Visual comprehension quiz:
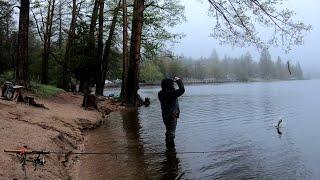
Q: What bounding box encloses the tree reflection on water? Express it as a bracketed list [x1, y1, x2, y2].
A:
[121, 108, 181, 179]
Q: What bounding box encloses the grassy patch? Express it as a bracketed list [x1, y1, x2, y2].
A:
[31, 83, 64, 98]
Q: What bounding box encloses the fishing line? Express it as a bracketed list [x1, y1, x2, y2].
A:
[46, 149, 245, 155]
[4, 149, 245, 156]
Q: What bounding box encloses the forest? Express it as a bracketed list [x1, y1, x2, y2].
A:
[140, 49, 304, 83]
[0, 0, 311, 106]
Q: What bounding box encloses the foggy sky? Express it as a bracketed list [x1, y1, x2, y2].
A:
[171, 0, 320, 74]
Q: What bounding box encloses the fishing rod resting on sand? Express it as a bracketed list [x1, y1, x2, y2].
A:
[4, 148, 244, 156]
[4, 147, 244, 179]
[4, 147, 48, 179]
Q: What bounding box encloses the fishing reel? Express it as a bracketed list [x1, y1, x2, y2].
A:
[32, 154, 46, 171]
[22, 153, 46, 171]
[16, 150, 46, 171]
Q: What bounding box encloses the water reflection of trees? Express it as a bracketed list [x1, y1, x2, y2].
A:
[160, 148, 181, 179]
[121, 109, 148, 178]
[121, 109, 181, 179]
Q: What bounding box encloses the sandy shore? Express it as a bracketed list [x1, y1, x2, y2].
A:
[0, 91, 121, 179]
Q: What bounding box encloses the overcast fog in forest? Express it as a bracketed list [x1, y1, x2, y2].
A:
[171, 0, 320, 77]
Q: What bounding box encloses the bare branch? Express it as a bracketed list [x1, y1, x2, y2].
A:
[31, 8, 44, 42]
[49, 51, 64, 66]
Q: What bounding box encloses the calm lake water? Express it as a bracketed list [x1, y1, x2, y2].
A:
[90, 80, 320, 179]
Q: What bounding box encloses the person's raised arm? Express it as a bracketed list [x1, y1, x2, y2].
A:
[173, 77, 185, 97]
[160, 77, 185, 100]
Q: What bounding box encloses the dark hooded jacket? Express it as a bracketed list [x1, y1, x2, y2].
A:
[158, 79, 185, 121]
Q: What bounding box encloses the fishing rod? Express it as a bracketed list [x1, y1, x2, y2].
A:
[4, 148, 245, 156]
[4, 147, 245, 169]
[4, 147, 49, 179]
[4, 147, 244, 179]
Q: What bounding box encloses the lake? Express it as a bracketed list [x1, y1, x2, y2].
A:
[83, 80, 320, 179]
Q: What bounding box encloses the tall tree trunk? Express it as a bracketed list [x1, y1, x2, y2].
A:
[120, 0, 129, 102]
[5, 17, 9, 41]
[16, 0, 30, 87]
[41, 44, 49, 84]
[62, 0, 77, 90]
[77, 0, 99, 92]
[95, 0, 104, 95]
[58, 0, 63, 49]
[96, 0, 121, 95]
[89, 0, 99, 37]
[124, 0, 145, 106]
[0, 31, 2, 54]
[41, 0, 55, 84]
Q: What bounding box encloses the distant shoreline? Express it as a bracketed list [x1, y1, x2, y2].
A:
[104, 78, 308, 88]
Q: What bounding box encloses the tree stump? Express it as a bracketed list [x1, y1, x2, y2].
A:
[71, 84, 76, 93]
[82, 93, 97, 110]
[23, 96, 47, 109]
[144, 97, 150, 107]
[136, 94, 151, 107]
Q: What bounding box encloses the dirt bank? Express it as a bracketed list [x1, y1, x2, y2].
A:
[0, 92, 121, 179]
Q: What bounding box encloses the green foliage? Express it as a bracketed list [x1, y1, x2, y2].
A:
[28, 38, 43, 82]
[0, 1, 16, 75]
[142, 0, 186, 59]
[155, 58, 184, 78]
[30, 82, 64, 98]
[107, 49, 123, 80]
[140, 61, 164, 82]
[65, 21, 99, 84]
[0, 70, 15, 84]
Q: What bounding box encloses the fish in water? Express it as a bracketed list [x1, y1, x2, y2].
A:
[276, 119, 282, 128]
[287, 61, 292, 75]
[273, 118, 284, 128]
[274, 119, 283, 135]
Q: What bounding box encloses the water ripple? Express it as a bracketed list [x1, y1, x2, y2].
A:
[101, 80, 320, 179]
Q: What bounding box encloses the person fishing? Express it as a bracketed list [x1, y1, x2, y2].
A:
[158, 77, 185, 149]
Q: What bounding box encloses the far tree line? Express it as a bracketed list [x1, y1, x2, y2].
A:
[140, 49, 304, 83]
[0, 0, 311, 106]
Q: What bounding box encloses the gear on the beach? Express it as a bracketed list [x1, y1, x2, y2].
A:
[4, 147, 48, 178]
[2, 82, 15, 100]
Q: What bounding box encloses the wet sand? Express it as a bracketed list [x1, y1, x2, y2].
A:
[0, 91, 121, 179]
